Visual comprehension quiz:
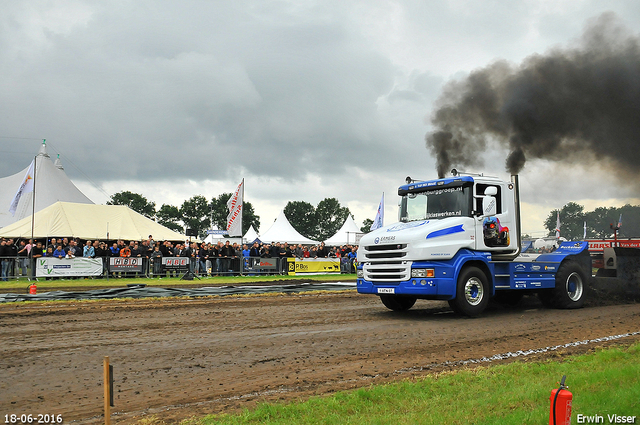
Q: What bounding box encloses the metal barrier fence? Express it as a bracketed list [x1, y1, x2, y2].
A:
[0, 256, 356, 280]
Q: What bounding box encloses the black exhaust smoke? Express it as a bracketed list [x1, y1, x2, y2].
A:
[426, 13, 640, 179]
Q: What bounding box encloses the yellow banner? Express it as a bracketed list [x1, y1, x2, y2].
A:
[287, 258, 341, 274]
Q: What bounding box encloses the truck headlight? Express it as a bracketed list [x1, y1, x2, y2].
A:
[411, 268, 435, 278]
[357, 269, 364, 278]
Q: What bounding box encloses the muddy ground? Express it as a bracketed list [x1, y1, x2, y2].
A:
[0, 291, 639, 424]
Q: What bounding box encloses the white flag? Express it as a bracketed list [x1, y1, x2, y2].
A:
[370, 193, 384, 231]
[226, 179, 243, 237]
[9, 160, 35, 216]
[583, 221, 587, 240]
[555, 211, 561, 239]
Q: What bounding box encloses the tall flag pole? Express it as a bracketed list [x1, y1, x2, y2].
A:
[370, 193, 384, 231]
[31, 153, 37, 243]
[227, 179, 244, 237]
[555, 211, 561, 240]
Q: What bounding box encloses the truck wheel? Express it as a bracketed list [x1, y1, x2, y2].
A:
[380, 295, 416, 311]
[551, 261, 586, 309]
[452, 266, 489, 317]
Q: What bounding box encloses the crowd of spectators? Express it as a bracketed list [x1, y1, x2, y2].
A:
[0, 235, 359, 279]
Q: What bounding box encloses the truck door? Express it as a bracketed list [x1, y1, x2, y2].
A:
[474, 183, 515, 252]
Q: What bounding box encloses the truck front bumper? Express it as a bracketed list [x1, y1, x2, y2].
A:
[356, 274, 456, 300]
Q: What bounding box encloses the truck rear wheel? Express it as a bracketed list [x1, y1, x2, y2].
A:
[452, 266, 489, 317]
[550, 260, 586, 309]
[380, 295, 416, 311]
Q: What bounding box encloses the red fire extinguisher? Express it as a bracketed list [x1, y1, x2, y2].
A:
[549, 375, 572, 425]
[29, 283, 37, 295]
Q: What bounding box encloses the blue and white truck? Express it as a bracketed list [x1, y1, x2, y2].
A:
[356, 171, 591, 317]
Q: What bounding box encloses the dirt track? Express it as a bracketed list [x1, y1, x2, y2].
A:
[1, 292, 639, 424]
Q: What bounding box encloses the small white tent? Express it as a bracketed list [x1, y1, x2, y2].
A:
[0, 141, 93, 228]
[243, 225, 260, 243]
[324, 215, 362, 246]
[260, 210, 318, 245]
[0, 201, 187, 241]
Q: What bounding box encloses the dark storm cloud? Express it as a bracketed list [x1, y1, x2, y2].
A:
[426, 12, 640, 180]
[0, 2, 400, 183]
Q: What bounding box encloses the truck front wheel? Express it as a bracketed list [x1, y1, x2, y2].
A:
[550, 260, 586, 309]
[380, 295, 416, 311]
[452, 267, 489, 317]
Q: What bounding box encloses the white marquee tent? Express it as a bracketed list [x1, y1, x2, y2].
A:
[259, 210, 318, 245]
[324, 215, 362, 246]
[0, 201, 187, 241]
[0, 141, 93, 228]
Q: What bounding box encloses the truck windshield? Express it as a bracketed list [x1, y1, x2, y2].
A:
[400, 185, 471, 222]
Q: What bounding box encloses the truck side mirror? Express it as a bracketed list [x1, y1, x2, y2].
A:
[482, 187, 497, 217]
[482, 196, 497, 217]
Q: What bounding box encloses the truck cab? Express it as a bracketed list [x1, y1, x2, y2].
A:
[357, 172, 589, 316]
[397, 174, 518, 256]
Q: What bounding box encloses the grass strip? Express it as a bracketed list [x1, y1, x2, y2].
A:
[187, 342, 639, 425]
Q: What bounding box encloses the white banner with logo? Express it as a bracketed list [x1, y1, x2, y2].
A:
[226, 179, 243, 237]
[36, 257, 103, 277]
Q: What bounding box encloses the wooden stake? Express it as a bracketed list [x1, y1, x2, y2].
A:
[103, 356, 111, 425]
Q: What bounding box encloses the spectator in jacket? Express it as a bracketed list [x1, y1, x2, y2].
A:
[53, 245, 66, 259]
[83, 241, 95, 258]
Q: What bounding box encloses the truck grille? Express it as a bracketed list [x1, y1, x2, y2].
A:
[361, 244, 411, 282]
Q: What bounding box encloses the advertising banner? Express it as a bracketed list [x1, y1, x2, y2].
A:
[587, 239, 640, 251]
[109, 257, 144, 272]
[289, 258, 341, 274]
[162, 257, 190, 268]
[36, 257, 103, 277]
[253, 258, 277, 271]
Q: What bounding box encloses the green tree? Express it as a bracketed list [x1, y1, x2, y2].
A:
[616, 204, 640, 238]
[284, 201, 317, 240]
[585, 206, 617, 238]
[285, 198, 351, 241]
[180, 195, 211, 239]
[316, 198, 351, 241]
[241, 202, 260, 235]
[361, 218, 374, 233]
[156, 204, 183, 233]
[107, 191, 156, 218]
[544, 202, 585, 240]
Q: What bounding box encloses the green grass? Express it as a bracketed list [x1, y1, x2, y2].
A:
[0, 273, 356, 291]
[187, 342, 640, 425]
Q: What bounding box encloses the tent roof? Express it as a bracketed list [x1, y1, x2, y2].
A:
[0, 142, 93, 228]
[0, 201, 187, 241]
[243, 225, 260, 243]
[259, 210, 318, 245]
[324, 215, 362, 246]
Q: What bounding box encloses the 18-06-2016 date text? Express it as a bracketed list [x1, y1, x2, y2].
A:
[4, 414, 63, 424]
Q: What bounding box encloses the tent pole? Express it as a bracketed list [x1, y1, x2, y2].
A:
[30, 152, 37, 280]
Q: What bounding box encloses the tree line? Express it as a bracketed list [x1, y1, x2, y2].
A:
[544, 202, 640, 240]
[106, 191, 372, 241]
[107, 191, 260, 239]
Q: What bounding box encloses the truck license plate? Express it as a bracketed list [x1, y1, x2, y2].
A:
[377, 288, 395, 294]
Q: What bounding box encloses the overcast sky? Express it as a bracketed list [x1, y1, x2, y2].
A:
[2, 1, 640, 237]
